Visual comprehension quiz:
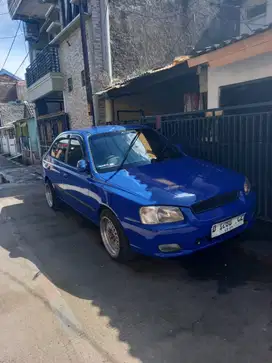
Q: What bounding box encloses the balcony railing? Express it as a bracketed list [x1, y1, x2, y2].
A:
[26, 46, 61, 88]
[8, 0, 51, 20]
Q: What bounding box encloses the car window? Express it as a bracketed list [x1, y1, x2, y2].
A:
[50, 138, 69, 163]
[89, 128, 182, 173]
[67, 138, 84, 167]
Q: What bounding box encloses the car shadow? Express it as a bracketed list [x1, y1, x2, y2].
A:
[1, 184, 272, 362]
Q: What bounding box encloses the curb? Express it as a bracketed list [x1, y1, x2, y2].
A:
[0, 156, 43, 184]
[0, 171, 15, 184]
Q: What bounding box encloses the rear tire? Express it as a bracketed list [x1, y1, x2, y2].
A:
[100, 209, 135, 263]
[45, 180, 58, 210]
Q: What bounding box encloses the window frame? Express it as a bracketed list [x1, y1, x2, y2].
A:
[87, 128, 180, 174]
[67, 135, 85, 168]
[246, 2, 267, 20]
[49, 135, 70, 164]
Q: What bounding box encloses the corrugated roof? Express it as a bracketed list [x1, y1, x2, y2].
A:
[191, 23, 272, 57]
[96, 55, 190, 96]
[0, 69, 22, 81]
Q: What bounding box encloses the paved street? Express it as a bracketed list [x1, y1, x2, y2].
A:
[0, 159, 272, 362]
[0, 155, 42, 184]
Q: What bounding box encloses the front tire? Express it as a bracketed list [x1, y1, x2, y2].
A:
[45, 180, 58, 210]
[100, 210, 134, 263]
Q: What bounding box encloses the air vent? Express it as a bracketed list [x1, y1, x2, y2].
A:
[191, 191, 239, 214]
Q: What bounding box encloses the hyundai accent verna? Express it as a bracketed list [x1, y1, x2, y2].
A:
[43, 125, 256, 262]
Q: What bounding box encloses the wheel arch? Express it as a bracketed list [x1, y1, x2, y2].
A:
[99, 204, 120, 221]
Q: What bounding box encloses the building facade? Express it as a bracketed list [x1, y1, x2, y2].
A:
[9, 0, 259, 131]
[7, 0, 225, 128]
[0, 102, 25, 156]
[0, 69, 24, 103]
[188, 26, 272, 109]
[240, 0, 271, 34]
[0, 69, 38, 161]
[8, 0, 111, 134]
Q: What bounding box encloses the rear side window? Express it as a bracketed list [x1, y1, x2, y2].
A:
[67, 138, 84, 167]
[50, 138, 69, 162]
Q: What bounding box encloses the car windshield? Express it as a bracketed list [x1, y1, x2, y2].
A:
[89, 128, 182, 172]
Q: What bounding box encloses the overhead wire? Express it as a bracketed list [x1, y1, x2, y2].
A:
[13, 4, 44, 78]
[0, 34, 23, 39]
[14, 51, 29, 76]
[1, 21, 21, 70]
[1, 0, 266, 78]
[20, 21, 28, 54]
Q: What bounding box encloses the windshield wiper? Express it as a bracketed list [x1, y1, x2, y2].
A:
[106, 130, 141, 182]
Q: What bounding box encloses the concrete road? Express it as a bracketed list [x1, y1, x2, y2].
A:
[0, 182, 272, 363]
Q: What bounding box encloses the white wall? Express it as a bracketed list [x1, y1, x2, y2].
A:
[240, 0, 272, 34]
[208, 52, 272, 108]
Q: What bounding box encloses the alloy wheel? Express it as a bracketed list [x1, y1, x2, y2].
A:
[45, 183, 53, 208]
[100, 216, 121, 257]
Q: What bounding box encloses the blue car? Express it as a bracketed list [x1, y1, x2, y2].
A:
[43, 125, 255, 262]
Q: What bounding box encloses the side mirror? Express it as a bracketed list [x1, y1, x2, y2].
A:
[77, 159, 88, 173]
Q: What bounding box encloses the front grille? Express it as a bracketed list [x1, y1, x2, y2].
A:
[191, 191, 239, 214]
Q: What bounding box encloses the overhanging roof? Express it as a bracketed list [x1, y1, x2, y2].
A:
[96, 56, 192, 99]
[188, 24, 272, 68]
[0, 123, 14, 130]
[0, 68, 22, 81]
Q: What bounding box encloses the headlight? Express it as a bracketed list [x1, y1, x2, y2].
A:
[140, 206, 184, 225]
[244, 177, 251, 195]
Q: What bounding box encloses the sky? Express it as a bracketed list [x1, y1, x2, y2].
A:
[0, 0, 29, 79]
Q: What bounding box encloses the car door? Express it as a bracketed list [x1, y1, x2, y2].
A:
[61, 135, 99, 219]
[44, 136, 70, 200]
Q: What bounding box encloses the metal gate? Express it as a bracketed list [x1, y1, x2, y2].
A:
[120, 110, 272, 221]
[37, 112, 70, 156]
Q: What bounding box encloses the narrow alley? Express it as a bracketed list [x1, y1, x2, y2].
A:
[0, 156, 272, 363]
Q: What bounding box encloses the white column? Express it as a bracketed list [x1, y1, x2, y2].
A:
[105, 98, 113, 123]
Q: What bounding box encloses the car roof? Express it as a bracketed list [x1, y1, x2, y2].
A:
[66, 124, 150, 136]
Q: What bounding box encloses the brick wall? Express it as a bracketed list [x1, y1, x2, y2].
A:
[58, 0, 110, 128]
[0, 83, 17, 103]
[0, 74, 17, 103]
[59, 27, 90, 130]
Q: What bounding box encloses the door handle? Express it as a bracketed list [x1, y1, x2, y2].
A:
[63, 173, 68, 178]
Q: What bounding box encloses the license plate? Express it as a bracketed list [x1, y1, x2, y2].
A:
[211, 214, 245, 238]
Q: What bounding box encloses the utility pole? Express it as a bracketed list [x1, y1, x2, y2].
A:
[75, 0, 96, 125]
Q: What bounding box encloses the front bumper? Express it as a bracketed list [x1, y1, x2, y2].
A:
[123, 193, 256, 258]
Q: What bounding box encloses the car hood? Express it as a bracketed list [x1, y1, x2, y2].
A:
[101, 157, 244, 207]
